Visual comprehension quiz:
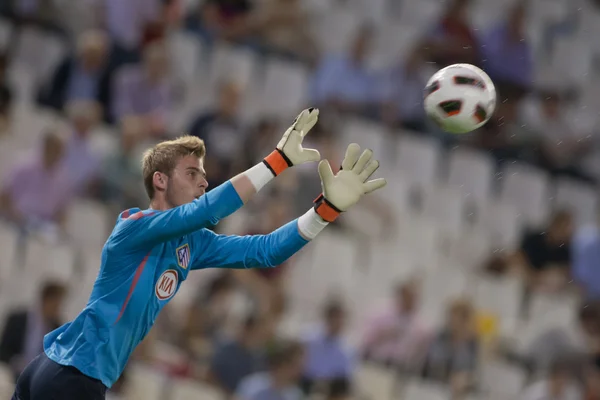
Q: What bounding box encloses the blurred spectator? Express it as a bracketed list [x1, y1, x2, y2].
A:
[301, 300, 353, 394]
[480, 2, 532, 102]
[2, 0, 65, 36]
[324, 378, 352, 400]
[236, 340, 304, 400]
[62, 100, 102, 193]
[100, 116, 146, 210]
[209, 314, 269, 395]
[0, 53, 13, 133]
[242, 118, 280, 167]
[513, 210, 573, 293]
[572, 210, 600, 300]
[106, 369, 127, 400]
[311, 25, 381, 117]
[0, 130, 73, 228]
[422, 0, 481, 67]
[189, 80, 246, 188]
[421, 298, 478, 395]
[111, 41, 173, 135]
[185, 0, 253, 45]
[252, 0, 318, 63]
[584, 357, 600, 400]
[37, 30, 113, 121]
[0, 281, 66, 379]
[532, 90, 594, 183]
[361, 280, 431, 370]
[195, 273, 237, 339]
[380, 45, 430, 132]
[96, 0, 163, 62]
[522, 302, 600, 374]
[521, 358, 583, 400]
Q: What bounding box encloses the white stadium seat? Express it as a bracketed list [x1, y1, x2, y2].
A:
[170, 378, 223, 400]
[0, 222, 19, 283]
[446, 146, 495, 204]
[208, 44, 257, 88]
[0, 18, 13, 53]
[500, 162, 551, 227]
[476, 200, 523, 252]
[403, 379, 448, 400]
[260, 59, 309, 118]
[65, 199, 111, 250]
[554, 177, 598, 226]
[474, 276, 523, 337]
[480, 361, 526, 397]
[354, 363, 396, 400]
[422, 184, 466, 232]
[125, 364, 167, 400]
[396, 134, 441, 188]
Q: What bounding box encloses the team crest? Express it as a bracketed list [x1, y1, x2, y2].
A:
[176, 244, 190, 269]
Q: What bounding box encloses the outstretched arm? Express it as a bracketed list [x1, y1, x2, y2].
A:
[192, 143, 387, 270]
[111, 109, 321, 251]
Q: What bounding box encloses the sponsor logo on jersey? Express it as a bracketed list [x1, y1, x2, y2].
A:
[155, 269, 178, 300]
[176, 244, 190, 269]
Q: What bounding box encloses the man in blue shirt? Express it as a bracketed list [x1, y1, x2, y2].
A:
[12, 108, 386, 399]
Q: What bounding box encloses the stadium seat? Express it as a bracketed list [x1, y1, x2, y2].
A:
[402, 379, 448, 400]
[553, 177, 598, 226]
[499, 162, 551, 227]
[313, 8, 363, 55]
[473, 276, 523, 338]
[476, 200, 523, 252]
[446, 147, 495, 205]
[24, 238, 76, 283]
[13, 27, 68, 84]
[480, 361, 526, 397]
[396, 133, 441, 188]
[342, 118, 391, 168]
[65, 199, 111, 250]
[168, 31, 204, 84]
[422, 184, 466, 232]
[446, 227, 493, 272]
[259, 58, 309, 118]
[0, 362, 14, 399]
[208, 44, 257, 89]
[354, 363, 396, 400]
[124, 364, 167, 400]
[0, 18, 13, 53]
[169, 378, 223, 400]
[307, 231, 359, 308]
[420, 268, 469, 328]
[398, 0, 444, 27]
[0, 222, 19, 284]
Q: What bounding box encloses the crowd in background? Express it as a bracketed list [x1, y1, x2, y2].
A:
[1, 0, 600, 399]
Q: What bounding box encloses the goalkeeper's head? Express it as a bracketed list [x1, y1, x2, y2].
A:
[142, 135, 208, 209]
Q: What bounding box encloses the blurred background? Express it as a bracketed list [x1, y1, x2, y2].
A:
[0, 0, 600, 399]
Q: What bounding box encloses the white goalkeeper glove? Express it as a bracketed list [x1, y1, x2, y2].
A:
[263, 108, 321, 176]
[313, 143, 387, 222]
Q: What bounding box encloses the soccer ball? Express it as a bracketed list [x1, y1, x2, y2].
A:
[423, 63, 496, 134]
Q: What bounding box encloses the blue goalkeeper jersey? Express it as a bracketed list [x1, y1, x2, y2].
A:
[43, 182, 308, 388]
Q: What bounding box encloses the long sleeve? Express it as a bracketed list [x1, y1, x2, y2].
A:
[191, 219, 309, 270]
[110, 181, 243, 251]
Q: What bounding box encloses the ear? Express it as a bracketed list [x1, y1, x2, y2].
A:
[153, 171, 168, 192]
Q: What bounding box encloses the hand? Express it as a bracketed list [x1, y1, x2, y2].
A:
[263, 108, 320, 176]
[314, 143, 386, 222]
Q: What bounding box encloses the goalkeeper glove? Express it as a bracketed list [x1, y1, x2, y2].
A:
[314, 143, 387, 222]
[263, 108, 321, 176]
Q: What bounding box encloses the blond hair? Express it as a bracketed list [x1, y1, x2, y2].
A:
[142, 135, 206, 199]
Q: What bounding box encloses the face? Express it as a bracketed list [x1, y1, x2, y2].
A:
[549, 214, 573, 242]
[396, 284, 418, 313]
[43, 136, 65, 169]
[282, 350, 305, 383]
[218, 83, 241, 117]
[81, 45, 107, 72]
[42, 294, 65, 320]
[327, 310, 346, 336]
[146, 48, 168, 81]
[155, 155, 208, 208]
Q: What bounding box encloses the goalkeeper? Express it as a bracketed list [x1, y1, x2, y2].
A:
[11, 108, 386, 400]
